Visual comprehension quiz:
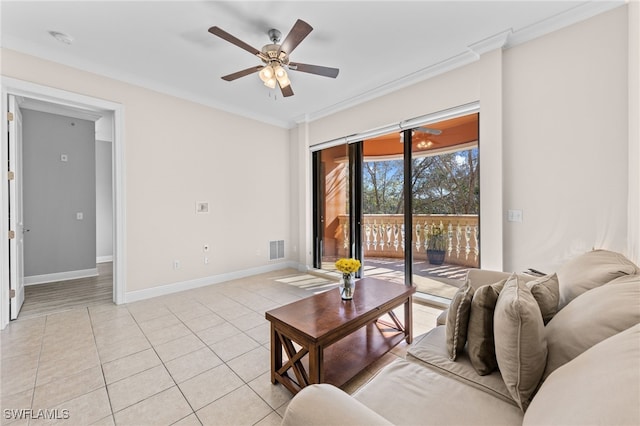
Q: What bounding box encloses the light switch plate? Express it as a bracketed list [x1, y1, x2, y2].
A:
[508, 209, 523, 222]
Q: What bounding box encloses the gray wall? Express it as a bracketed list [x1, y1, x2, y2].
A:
[23, 109, 96, 276]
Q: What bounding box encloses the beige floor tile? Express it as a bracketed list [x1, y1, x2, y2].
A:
[172, 413, 202, 426]
[228, 312, 267, 331]
[275, 400, 290, 418]
[169, 302, 212, 322]
[96, 334, 151, 364]
[254, 411, 283, 426]
[0, 367, 37, 397]
[137, 314, 181, 333]
[180, 313, 225, 332]
[153, 333, 205, 363]
[107, 365, 174, 412]
[226, 346, 270, 382]
[143, 323, 192, 347]
[247, 372, 293, 410]
[0, 338, 42, 360]
[209, 333, 260, 362]
[36, 348, 101, 385]
[1, 388, 33, 415]
[178, 364, 243, 410]
[94, 323, 145, 348]
[113, 386, 192, 426]
[101, 348, 161, 384]
[32, 365, 104, 409]
[244, 323, 270, 345]
[128, 305, 173, 323]
[195, 322, 239, 346]
[196, 385, 272, 426]
[91, 312, 136, 331]
[216, 305, 254, 322]
[165, 347, 222, 384]
[29, 387, 111, 426]
[89, 415, 115, 426]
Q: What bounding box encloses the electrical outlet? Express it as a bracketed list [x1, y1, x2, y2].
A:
[173, 260, 180, 269]
[204, 257, 210, 265]
[507, 209, 523, 222]
[203, 244, 210, 252]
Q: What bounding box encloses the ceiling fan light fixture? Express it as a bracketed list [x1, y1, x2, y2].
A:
[264, 77, 277, 89]
[259, 65, 274, 83]
[274, 65, 291, 88]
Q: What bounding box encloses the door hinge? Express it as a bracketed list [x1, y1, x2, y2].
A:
[8, 171, 15, 181]
[7, 112, 14, 122]
[8, 230, 15, 239]
[10, 289, 15, 298]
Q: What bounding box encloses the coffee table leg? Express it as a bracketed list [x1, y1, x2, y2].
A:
[271, 323, 282, 384]
[308, 343, 323, 384]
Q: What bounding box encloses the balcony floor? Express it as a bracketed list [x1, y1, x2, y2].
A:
[318, 257, 470, 301]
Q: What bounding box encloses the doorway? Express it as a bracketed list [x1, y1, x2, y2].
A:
[1, 77, 125, 328]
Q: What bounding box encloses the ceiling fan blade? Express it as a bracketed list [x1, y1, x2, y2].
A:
[221, 65, 264, 81]
[415, 127, 442, 135]
[208, 26, 261, 56]
[279, 82, 294, 97]
[279, 19, 313, 55]
[288, 62, 339, 78]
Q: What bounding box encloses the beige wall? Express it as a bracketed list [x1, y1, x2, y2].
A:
[1, 48, 290, 293]
[502, 5, 629, 271]
[298, 5, 636, 273]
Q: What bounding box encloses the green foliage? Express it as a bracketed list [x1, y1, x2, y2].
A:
[362, 148, 479, 215]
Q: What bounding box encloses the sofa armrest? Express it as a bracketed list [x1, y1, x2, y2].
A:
[436, 309, 448, 326]
[466, 269, 512, 290]
[281, 384, 393, 426]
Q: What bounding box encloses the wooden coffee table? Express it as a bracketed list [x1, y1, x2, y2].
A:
[265, 277, 416, 394]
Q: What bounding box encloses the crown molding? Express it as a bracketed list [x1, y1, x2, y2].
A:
[468, 29, 513, 58]
[505, 0, 626, 48]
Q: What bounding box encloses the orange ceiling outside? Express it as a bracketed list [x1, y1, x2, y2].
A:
[363, 113, 479, 157]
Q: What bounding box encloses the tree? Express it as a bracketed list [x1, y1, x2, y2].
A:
[363, 148, 479, 215]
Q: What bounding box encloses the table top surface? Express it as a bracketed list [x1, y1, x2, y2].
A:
[265, 277, 415, 340]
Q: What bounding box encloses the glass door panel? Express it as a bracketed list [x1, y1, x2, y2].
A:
[411, 113, 480, 300]
[361, 133, 406, 284]
[313, 144, 349, 272]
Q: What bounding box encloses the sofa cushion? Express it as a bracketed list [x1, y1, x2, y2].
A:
[467, 278, 507, 375]
[445, 279, 474, 360]
[543, 274, 640, 379]
[557, 249, 639, 309]
[407, 325, 515, 405]
[494, 274, 547, 411]
[354, 358, 524, 426]
[525, 273, 559, 324]
[524, 324, 640, 426]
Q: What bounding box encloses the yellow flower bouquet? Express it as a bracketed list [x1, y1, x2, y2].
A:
[335, 258, 361, 274]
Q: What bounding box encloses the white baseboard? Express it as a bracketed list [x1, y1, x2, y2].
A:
[125, 261, 300, 303]
[25, 268, 99, 286]
[97, 256, 113, 263]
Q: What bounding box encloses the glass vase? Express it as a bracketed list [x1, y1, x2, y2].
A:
[340, 273, 356, 300]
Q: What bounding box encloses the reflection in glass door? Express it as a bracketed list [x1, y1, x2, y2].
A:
[313, 144, 350, 271]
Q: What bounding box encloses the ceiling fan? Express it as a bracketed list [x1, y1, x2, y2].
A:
[208, 19, 339, 97]
[400, 127, 443, 147]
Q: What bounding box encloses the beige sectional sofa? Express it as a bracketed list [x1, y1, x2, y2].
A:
[282, 250, 640, 426]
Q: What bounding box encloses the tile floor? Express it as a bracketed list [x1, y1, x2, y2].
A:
[1, 269, 442, 426]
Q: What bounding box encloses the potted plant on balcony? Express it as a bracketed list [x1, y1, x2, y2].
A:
[427, 227, 447, 265]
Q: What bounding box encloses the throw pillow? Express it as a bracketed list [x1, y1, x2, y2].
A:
[525, 273, 559, 324]
[494, 274, 547, 411]
[556, 249, 639, 309]
[543, 275, 640, 379]
[445, 279, 474, 361]
[467, 278, 507, 375]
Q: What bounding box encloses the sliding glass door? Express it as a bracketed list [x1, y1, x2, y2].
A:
[312, 110, 480, 299]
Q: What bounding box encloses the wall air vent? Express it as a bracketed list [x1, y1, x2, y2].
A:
[269, 240, 285, 260]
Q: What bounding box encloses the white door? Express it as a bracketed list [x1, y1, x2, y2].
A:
[8, 95, 25, 319]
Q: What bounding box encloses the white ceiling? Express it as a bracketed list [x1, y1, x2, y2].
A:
[0, 1, 624, 128]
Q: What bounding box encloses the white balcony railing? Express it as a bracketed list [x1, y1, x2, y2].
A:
[337, 214, 479, 268]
